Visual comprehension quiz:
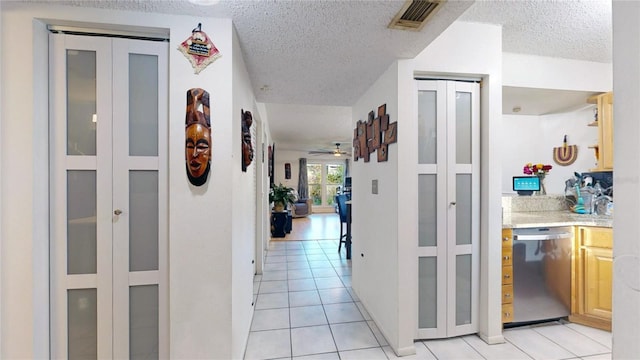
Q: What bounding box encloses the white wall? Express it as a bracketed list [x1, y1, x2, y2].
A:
[411, 20, 504, 344]
[274, 149, 304, 190]
[351, 60, 402, 353]
[502, 108, 599, 195]
[0, 5, 3, 356]
[0, 4, 259, 358]
[255, 102, 272, 272]
[611, 2, 640, 358]
[274, 149, 350, 212]
[502, 53, 614, 196]
[503, 52, 612, 91]
[230, 26, 257, 359]
[167, 15, 237, 360]
[354, 21, 504, 356]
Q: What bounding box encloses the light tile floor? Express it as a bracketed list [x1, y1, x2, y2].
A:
[245, 240, 612, 360]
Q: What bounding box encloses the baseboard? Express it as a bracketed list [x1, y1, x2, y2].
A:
[393, 344, 417, 357]
[356, 292, 417, 357]
[478, 332, 505, 345]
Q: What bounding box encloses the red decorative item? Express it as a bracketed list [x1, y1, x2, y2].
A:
[178, 23, 221, 74]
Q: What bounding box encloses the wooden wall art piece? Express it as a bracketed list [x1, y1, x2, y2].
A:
[378, 144, 388, 162]
[185, 88, 211, 186]
[178, 23, 222, 74]
[268, 145, 274, 186]
[352, 103, 397, 163]
[372, 118, 381, 149]
[353, 129, 360, 161]
[380, 114, 389, 131]
[357, 121, 367, 160]
[241, 109, 254, 172]
[384, 122, 398, 144]
[285, 163, 291, 179]
[366, 120, 375, 154]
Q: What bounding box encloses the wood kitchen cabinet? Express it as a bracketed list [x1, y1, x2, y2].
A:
[587, 92, 614, 171]
[570, 226, 612, 331]
[501, 228, 514, 323]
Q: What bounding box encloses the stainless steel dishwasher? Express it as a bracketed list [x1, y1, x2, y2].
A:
[511, 227, 573, 324]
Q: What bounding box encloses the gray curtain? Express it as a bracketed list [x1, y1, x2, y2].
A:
[345, 159, 350, 177]
[298, 158, 309, 199]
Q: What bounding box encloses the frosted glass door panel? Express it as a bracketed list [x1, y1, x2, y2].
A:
[130, 285, 159, 360]
[456, 174, 472, 246]
[456, 255, 472, 326]
[418, 257, 437, 328]
[129, 171, 159, 272]
[129, 54, 158, 156]
[456, 91, 472, 164]
[418, 175, 437, 247]
[416, 80, 479, 338]
[67, 170, 97, 274]
[418, 91, 437, 164]
[68, 289, 97, 360]
[67, 50, 97, 156]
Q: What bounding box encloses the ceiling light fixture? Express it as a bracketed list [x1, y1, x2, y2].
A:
[512, 106, 522, 113]
[188, 0, 220, 6]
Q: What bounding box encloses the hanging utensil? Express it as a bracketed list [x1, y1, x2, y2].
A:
[553, 135, 578, 166]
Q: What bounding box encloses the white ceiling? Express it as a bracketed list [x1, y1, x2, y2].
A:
[27, 0, 612, 154]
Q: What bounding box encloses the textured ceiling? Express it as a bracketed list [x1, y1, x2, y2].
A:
[22, 0, 612, 153]
[461, 0, 612, 63]
[46, 0, 474, 106]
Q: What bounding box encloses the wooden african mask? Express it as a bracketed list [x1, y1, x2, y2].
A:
[241, 109, 254, 172]
[185, 88, 211, 186]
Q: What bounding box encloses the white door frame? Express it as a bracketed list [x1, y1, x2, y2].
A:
[416, 79, 480, 339]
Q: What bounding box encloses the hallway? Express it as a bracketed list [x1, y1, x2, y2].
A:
[247, 215, 612, 359]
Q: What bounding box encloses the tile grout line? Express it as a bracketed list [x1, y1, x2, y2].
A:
[258, 240, 359, 359]
[530, 324, 584, 359]
[500, 329, 541, 360]
[562, 323, 612, 350]
[458, 334, 491, 360]
[286, 255, 294, 360]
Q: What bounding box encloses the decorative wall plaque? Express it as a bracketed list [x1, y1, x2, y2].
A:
[352, 103, 397, 163]
[178, 23, 222, 74]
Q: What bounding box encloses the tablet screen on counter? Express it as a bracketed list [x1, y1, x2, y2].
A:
[513, 176, 540, 192]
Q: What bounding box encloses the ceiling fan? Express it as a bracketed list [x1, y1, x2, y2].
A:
[309, 143, 348, 157]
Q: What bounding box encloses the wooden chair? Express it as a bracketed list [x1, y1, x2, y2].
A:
[335, 194, 348, 252]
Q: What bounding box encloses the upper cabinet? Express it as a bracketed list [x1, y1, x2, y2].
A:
[587, 92, 614, 171]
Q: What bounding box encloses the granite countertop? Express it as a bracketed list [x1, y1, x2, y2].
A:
[503, 210, 613, 228]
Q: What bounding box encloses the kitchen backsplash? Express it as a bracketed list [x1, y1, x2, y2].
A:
[502, 194, 568, 213]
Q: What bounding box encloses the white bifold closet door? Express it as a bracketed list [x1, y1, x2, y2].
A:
[49, 33, 168, 359]
[416, 80, 480, 339]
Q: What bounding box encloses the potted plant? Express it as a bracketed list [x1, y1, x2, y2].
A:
[269, 183, 296, 212]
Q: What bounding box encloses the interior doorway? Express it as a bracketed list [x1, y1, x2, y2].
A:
[49, 32, 168, 359]
[416, 79, 481, 339]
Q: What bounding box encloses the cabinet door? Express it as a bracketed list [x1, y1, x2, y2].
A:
[600, 93, 614, 170]
[583, 246, 613, 320]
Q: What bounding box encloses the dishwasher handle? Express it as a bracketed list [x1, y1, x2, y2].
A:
[513, 232, 572, 241]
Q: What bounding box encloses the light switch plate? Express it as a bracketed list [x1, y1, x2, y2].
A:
[372, 179, 378, 194]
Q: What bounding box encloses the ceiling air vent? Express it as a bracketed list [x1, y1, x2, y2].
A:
[388, 0, 446, 31]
